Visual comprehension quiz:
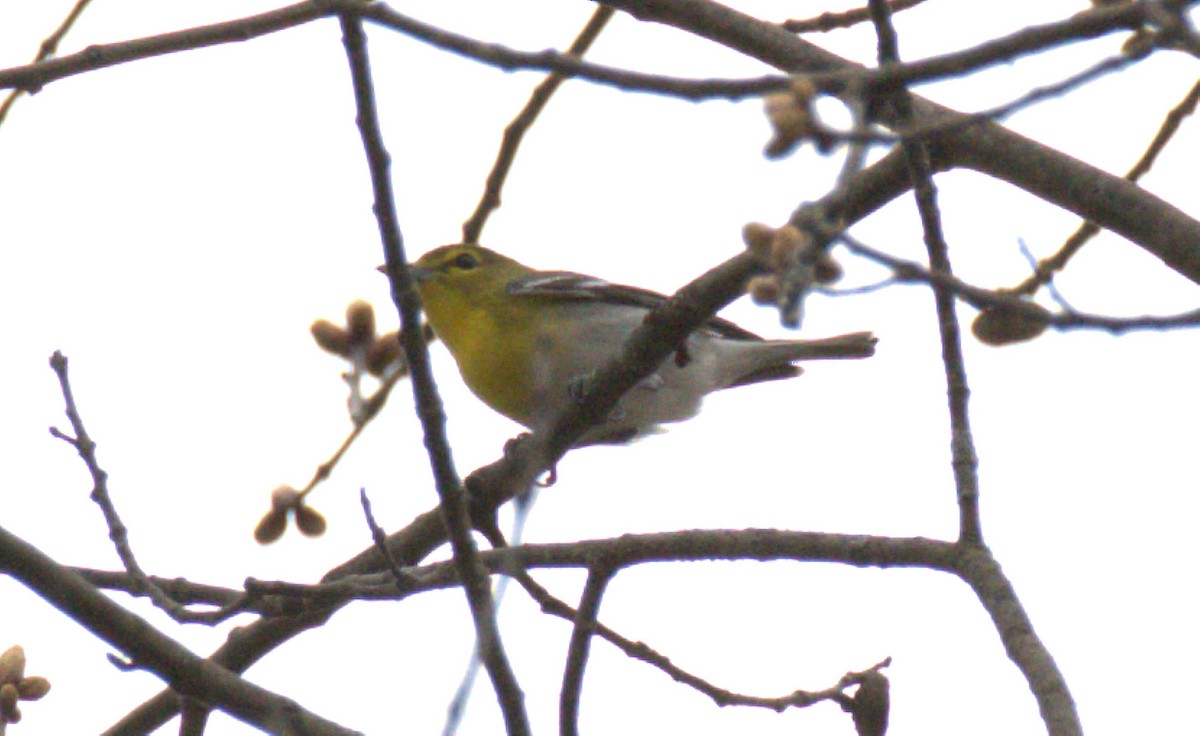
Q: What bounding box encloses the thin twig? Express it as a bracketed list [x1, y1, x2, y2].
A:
[75, 569, 267, 618]
[519, 566, 846, 711]
[867, 0, 983, 545]
[461, 6, 615, 243]
[1011, 76, 1200, 296]
[1, 0, 1195, 285]
[783, 0, 928, 34]
[359, 488, 416, 588]
[1, 0, 1194, 286]
[113, 523, 954, 733]
[559, 566, 612, 736]
[0, 0, 333, 93]
[597, 0, 1200, 287]
[360, 1, 1163, 103]
[923, 48, 1144, 136]
[0, 0, 95, 126]
[0, 0, 1167, 106]
[228, 529, 960, 605]
[297, 367, 407, 500]
[337, 12, 529, 735]
[0, 524, 361, 735]
[442, 485, 539, 736]
[447, 11, 617, 729]
[48, 352, 248, 625]
[840, 235, 1200, 333]
[504, 562, 892, 714]
[868, 4, 1078, 736]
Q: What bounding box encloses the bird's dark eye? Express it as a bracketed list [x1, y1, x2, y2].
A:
[452, 252, 478, 271]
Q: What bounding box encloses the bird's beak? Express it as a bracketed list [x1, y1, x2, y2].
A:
[377, 263, 434, 283]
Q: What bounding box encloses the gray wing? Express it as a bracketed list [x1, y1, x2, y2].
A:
[507, 271, 765, 341]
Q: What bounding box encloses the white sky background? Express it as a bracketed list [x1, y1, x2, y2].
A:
[1, 0, 1198, 734]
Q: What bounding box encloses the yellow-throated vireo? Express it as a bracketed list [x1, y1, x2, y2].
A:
[409, 244, 875, 445]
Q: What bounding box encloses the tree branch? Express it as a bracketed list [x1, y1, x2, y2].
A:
[559, 566, 611, 736]
[461, 5, 615, 243]
[0, 524, 359, 735]
[0, 0, 95, 126]
[596, 0, 1200, 285]
[337, 12, 529, 735]
[0, 0, 333, 93]
[49, 352, 254, 625]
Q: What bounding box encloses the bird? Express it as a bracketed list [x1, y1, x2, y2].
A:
[406, 243, 876, 446]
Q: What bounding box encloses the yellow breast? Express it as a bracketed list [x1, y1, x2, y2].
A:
[420, 291, 539, 427]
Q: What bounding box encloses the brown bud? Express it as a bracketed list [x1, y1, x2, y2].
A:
[254, 508, 289, 545]
[16, 676, 50, 701]
[813, 253, 843, 284]
[269, 486, 301, 511]
[1, 704, 20, 725]
[345, 300, 376, 344]
[0, 647, 25, 685]
[971, 303, 1050, 346]
[748, 276, 781, 305]
[850, 670, 889, 736]
[764, 90, 814, 159]
[742, 222, 776, 258]
[1121, 27, 1155, 54]
[310, 319, 351, 356]
[366, 332, 403, 377]
[769, 225, 807, 270]
[0, 683, 19, 722]
[295, 505, 327, 538]
[764, 91, 796, 118]
[788, 75, 817, 102]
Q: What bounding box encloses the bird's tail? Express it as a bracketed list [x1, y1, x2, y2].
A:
[775, 331, 877, 360]
[721, 331, 877, 388]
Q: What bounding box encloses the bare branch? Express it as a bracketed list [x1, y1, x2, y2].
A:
[596, 0, 1200, 285]
[908, 46, 1144, 140]
[0, 0, 1168, 106]
[2, 0, 1190, 289]
[49, 352, 254, 625]
[0, 0, 95, 126]
[0, 0, 1190, 281]
[295, 366, 408, 501]
[524, 568, 880, 713]
[559, 566, 611, 736]
[879, 9, 1072, 730]
[337, 12, 529, 735]
[840, 236, 1200, 334]
[0, 1, 333, 93]
[72, 569, 284, 617]
[1011, 76, 1200, 296]
[783, 0, 928, 34]
[360, 0, 1168, 104]
[955, 547, 1081, 736]
[0, 524, 359, 735]
[461, 6, 616, 243]
[358, 488, 418, 589]
[182, 530, 962, 606]
[864, 0, 984, 545]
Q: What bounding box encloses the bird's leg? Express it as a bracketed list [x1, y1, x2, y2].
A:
[673, 340, 692, 368]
